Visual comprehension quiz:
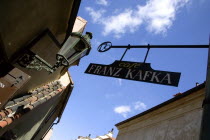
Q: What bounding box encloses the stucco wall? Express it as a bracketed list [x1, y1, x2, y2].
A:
[0, 0, 74, 59]
[116, 89, 204, 140]
[72, 17, 87, 33]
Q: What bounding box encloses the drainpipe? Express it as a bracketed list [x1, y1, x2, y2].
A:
[42, 84, 74, 139]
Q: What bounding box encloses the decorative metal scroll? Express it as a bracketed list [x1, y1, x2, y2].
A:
[97, 41, 112, 52]
[18, 52, 54, 73]
[15, 28, 62, 73]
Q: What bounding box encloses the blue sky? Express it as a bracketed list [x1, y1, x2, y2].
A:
[52, 0, 209, 139]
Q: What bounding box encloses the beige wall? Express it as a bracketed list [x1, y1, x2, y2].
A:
[43, 128, 53, 140]
[0, 0, 75, 59]
[72, 17, 87, 33]
[116, 89, 204, 140]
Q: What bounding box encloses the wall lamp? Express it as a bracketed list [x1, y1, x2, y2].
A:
[17, 29, 92, 73]
[53, 32, 92, 71]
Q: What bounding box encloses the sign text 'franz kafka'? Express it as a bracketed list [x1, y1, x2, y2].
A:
[85, 61, 181, 87]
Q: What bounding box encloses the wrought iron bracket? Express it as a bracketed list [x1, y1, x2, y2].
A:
[97, 41, 112, 52]
[144, 44, 150, 63]
[97, 41, 208, 62]
[120, 45, 130, 61]
[97, 41, 209, 52]
[17, 52, 54, 73]
[15, 28, 63, 73]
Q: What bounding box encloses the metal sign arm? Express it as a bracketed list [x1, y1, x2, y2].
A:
[97, 42, 209, 52]
[111, 45, 208, 48]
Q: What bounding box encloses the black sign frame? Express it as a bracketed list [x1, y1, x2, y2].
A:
[85, 60, 181, 87]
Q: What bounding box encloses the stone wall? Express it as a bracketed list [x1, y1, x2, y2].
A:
[116, 88, 204, 140]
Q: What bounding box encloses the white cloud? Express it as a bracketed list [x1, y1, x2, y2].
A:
[96, 0, 108, 6]
[86, 0, 189, 38]
[102, 9, 142, 38]
[114, 101, 147, 118]
[137, 0, 189, 34]
[114, 105, 131, 118]
[85, 7, 106, 23]
[134, 101, 147, 110]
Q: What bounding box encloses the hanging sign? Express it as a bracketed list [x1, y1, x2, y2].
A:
[85, 61, 181, 87]
[0, 68, 31, 108]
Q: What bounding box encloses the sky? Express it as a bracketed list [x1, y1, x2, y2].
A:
[51, 0, 209, 139]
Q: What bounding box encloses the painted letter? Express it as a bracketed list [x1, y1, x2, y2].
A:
[143, 71, 152, 80]
[119, 62, 124, 67]
[113, 68, 122, 77]
[107, 67, 116, 75]
[126, 69, 136, 79]
[150, 72, 161, 82]
[87, 65, 96, 73]
[160, 73, 172, 84]
[133, 70, 143, 80]
[99, 66, 107, 75]
[94, 66, 102, 74]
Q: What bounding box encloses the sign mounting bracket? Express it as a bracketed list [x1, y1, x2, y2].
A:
[120, 44, 130, 61]
[143, 44, 150, 63]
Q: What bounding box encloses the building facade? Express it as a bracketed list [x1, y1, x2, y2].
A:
[77, 130, 116, 140]
[0, 1, 92, 139]
[115, 83, 205, 140]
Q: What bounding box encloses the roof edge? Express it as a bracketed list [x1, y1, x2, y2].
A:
[63, 0, 81, 44]
[115, 82, 205, 127]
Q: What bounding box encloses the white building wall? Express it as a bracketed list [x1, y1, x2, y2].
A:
[43, 128, 53, 140]
[116, 89, 204, 140]
[72, 17, 87, 33]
